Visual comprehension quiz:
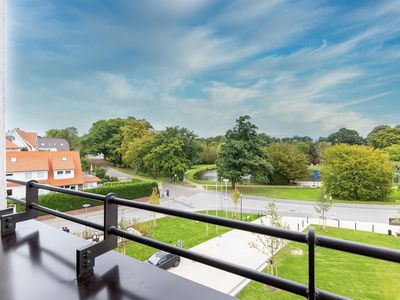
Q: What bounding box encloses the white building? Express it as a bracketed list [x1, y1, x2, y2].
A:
[6, 151, 101, 198]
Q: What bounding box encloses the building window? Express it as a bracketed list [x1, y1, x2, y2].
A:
[65, 170, 71, 175]
[70, 186, 76, 190]
[6, 173, 13, 177]
[11, 157, 17, 162]
[57, 171, 63, 175]
[25, 172, 32, 180]
[7, 190, 12, 196]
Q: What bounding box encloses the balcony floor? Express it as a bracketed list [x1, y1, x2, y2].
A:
[0, 219, 234, 300]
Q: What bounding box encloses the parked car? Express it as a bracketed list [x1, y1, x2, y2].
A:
[146, 251, 180, 270]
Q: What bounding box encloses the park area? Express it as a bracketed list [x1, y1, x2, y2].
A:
[118, 210, 258, 261]
[237, 226, 400, 300]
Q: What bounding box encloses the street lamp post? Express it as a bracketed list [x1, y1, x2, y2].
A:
[223, 178, 229, 219]
[82, 204, 90, 237]
[240, 194, 243, 221]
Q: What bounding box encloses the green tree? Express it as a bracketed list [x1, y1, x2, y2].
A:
[367, 126, 400, 148]
[123, 132, 157, 176]
[385, 144, 400, 162]
[120, 118, 153, 165]
[326, 128, 364, 145]
[80, 118, 126, 165]
[145, 139, 191, 181]
[45, 127, 80, 150]
[315, 141, 332, 163]
[322, 145, 392, 201]
[264, 143, 308, 185]
[200, 144, 219, 164]
[217, 115, 272, 189]
[123, 127, 201, 180]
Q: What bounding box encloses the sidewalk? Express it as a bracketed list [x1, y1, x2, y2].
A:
[168, 216, 400, 296]
[169, 216, 308, 295]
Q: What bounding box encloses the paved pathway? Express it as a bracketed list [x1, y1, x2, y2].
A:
[105, 167, 133, 181]
[168, 216, 400, 296]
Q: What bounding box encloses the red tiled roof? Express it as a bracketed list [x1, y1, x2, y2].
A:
[6, 139, 21, 149]
[6, 151, 85, 187]
[7, 152, 49, 172]
[15, 129, 37, 149]
[83, 176, 102, 183]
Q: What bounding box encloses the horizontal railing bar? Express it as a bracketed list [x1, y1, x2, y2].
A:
[109, 227, 310, 297]
[318, 290, 349, 300]
[111, 196, 307, 243]
[6, 179, 106, 201]
[30, 203, 104, 231]
[31, 182, 106, 201]
[6, 196, 26, 206]
[6, 178, 28, 185]
[317, 236, 400, 264]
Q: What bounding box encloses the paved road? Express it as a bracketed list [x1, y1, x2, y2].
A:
[40, 168, 399, 233]
[105, 167, 133, 181]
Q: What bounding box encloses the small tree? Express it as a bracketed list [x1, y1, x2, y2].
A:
[149, 187, 160, 228]
[117, 209, 131, 254]
[231, 189, 241, 219]
[315, 188, 333, 231]
[250, 201, 288, 277]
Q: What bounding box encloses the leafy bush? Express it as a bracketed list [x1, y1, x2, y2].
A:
[102, 178, 143, 186]
[95, 167, 107, 179]
[264, 143, 308, 185]
[16, 181, 157, 213]
[322, 145, 392, 201]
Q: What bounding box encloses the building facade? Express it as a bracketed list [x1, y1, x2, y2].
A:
[6, 151, 101, 198]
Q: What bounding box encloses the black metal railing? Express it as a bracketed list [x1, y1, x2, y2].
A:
[3, 179, 400, 300]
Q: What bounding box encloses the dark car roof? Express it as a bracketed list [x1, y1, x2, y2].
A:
[154, 251, 169, 258]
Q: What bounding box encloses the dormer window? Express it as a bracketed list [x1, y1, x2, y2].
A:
[61, 157, 67, 161]
[11, 157, 17, 162]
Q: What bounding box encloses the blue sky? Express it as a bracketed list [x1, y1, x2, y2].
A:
[5, 0, 400, 137]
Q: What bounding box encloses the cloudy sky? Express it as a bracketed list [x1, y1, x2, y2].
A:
[5, 0, 400, 137]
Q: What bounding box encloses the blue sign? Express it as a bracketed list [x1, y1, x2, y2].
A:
[313, 170, 320, 182]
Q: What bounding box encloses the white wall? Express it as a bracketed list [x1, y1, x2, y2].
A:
[7, 185, 49, 199]
[7, 171, 48, 181]
[83, 182, 98, 189]
[53, 169, 74, 180]
[0, 0, 5, 209]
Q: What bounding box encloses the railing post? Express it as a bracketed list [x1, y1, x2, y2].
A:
[308, 227, 316, 300]
[1, 180, 38, 236]
[25, 180, 39, 219]
[76, 193, 117, 278]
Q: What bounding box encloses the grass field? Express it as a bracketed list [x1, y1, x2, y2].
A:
[119, 210, 258, 261]
[238, 186, 400, 205]
[237, 226, 400, 300]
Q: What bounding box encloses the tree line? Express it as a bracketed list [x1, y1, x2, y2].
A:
[44, 116, 400, 192]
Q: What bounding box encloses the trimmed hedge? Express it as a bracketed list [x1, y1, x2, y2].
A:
[16, 181, 158, 213]
[102, 178, 143, 186]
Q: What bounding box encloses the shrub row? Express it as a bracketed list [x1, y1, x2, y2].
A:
[16, 181, 158, 213]
[102, 178, 143, 186]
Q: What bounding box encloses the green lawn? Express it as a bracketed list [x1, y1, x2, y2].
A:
[237, 186, 400, 205]
[237, 226, 400, 300]
[119, 210, 258, 261]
